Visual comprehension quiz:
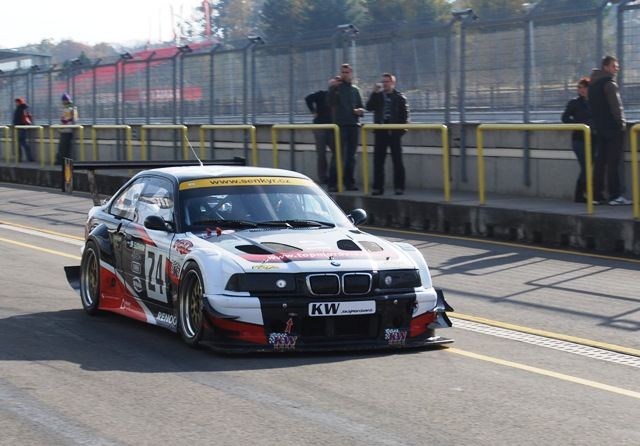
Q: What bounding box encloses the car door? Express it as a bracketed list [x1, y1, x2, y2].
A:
[121, 176, 176, 307]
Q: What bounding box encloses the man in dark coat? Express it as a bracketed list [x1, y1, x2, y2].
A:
[365, 73, 409, 195]
[588, 55, 630, 205]
[305, 77, 338, 184]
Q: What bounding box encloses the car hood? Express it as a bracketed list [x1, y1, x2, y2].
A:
[191, 227, 416, 272]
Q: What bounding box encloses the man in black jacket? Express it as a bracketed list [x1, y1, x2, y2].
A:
[562, 77, 592, 203]
[365, 73, 409, 195]
[588, 55, 630, 205]
[305, 77, 337, 184]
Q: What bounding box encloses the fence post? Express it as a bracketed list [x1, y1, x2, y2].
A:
[145, 52, 155, 124]
[616, 0, 631, 93]
[289, 43, 296, 170]
[523, 14, 533, 187]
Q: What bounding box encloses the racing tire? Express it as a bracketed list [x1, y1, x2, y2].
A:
[177, 262, 205, 347]
[80, 241, 101, 315]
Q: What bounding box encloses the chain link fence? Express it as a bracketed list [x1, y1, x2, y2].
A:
[1, 2, 639, 126]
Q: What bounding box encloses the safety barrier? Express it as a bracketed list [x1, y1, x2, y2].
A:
[271, 124, 343, 192]
[199, 125, 258, 166]
[49, 125, 85, 166]
[91, 125, 133, 161]
[140, 125, 188, 161]
[13, 125, 45, 166]
[360, 124, 449, 198]
[476, 124, 593, 214]
[0, 126, 9, 164]
[630, 123, 640, 219]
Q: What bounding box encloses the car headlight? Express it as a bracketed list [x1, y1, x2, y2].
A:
[225, 273, 297, 293]
[378, 270, 421, 289]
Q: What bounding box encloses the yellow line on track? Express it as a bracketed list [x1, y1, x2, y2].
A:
[0, 236, 81, 260]
[447, 347, 640, 400]
[451, 313, 640, 358]
[363, 225, 640, 264]
[0, 219, 84, 241]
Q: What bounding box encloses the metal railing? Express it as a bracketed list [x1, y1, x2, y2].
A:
[13, 125, 44, 165]
[630, 123, 640, 219]
[91, 125, 133, 161]
[140, 125, 187, 161]
[271, 124, 343, 191]
[360, 124, 449, 198]
[49, 125, 85, 165]
[199, 124, 258, 166]
[476, 123, 593, 213]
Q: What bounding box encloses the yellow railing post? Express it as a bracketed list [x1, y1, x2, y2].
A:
[199, 125, 258, 166]
[360, 124, 449, 198]
[1, 126, 9, 163]
[140, 125, 188, 161]
[631, 124, 640, 219]
[91, 125, 133, 161]
[48, 125, 85, 165]
[271, 124, 342, 192]
[476, 124, 592, 214]
[14, 125, 45, 166]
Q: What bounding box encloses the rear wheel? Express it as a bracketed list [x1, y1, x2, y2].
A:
[80, 241, 101, 315]
[177, 262, 205, 347]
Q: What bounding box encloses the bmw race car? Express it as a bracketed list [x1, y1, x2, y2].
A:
[65, 165, 453, 352]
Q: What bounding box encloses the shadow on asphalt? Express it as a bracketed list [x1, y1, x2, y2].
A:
[0, 309, 444, 373]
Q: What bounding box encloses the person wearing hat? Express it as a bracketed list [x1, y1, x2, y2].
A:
[13, 98, 34, 162]
[56, 93, 78, 165]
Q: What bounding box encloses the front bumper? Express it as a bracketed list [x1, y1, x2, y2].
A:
[200, 288, 453, 353]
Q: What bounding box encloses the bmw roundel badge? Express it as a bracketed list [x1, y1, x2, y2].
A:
[331, 260, 341, 267]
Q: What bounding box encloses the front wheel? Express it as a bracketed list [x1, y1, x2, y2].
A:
[177, 262, 205, 347]
[80, 241, 101, 315]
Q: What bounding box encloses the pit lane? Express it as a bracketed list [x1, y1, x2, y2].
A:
[1, 183, 639, 445]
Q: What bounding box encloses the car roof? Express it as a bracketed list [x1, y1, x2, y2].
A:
[136, 165, 311, 183]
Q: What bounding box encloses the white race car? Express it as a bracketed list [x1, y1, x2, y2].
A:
[66, 165, 452, 352]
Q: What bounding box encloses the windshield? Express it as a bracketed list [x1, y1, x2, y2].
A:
[179, 176, 352, 232]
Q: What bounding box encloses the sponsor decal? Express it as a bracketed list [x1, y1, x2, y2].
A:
[241, 250, 397, 263]
[175, 239, 193, 255]
[251, 264, 280, 270]
[384, 328, 408, 346]
[132, 276, 144, 293]
[284, 318, 293, 334]
[268, 332, 298, 351]
[156, 312, 177, 328]
[308, 300, 376, 317]
[180, 176, 312, 190]
[131, 261, 142, 275]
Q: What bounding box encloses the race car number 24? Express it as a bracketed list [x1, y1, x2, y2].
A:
[145, 248, 168, 302]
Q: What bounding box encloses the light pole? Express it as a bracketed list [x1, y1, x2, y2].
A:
[333, 24, 359, 74]
[452, 8, 478, 183]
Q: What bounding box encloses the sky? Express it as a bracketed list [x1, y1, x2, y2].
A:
[0, 0, 205, 48]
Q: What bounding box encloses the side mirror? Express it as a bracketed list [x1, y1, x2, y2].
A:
[347, 208, 367, 226]
[144, 215, 171, 232]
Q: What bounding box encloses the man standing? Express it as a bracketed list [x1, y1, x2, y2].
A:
[328, 63, 364, 192]
[13, 98, 34, 162]
[365, 73, 409, 195]
[56, 92, 78, 165]
[588, 55, 631, 205]
[305, 77, 337, 185]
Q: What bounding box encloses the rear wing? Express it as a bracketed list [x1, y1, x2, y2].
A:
[63, 157, 246, 205]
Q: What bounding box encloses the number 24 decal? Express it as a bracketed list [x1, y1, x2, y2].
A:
[146, 250, 166, 298]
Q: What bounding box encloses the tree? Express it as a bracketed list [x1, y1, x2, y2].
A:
[453, 0, 526, 19]
[212, 0, 265, 41]
[364, 0, 450, 26]
[260, 0, 310, 41]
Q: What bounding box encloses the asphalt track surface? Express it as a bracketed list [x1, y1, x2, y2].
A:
[0, 183, 639, 446]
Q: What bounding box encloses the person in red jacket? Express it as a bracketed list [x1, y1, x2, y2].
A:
[13, 98, 34, 162]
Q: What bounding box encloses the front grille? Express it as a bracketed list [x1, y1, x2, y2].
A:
[343, 273, 372, 295]
[307, 274, 340, 296]
[300, 314, 379, 340]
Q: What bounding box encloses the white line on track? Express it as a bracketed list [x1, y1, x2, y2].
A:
[0, 223, 84, 246]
